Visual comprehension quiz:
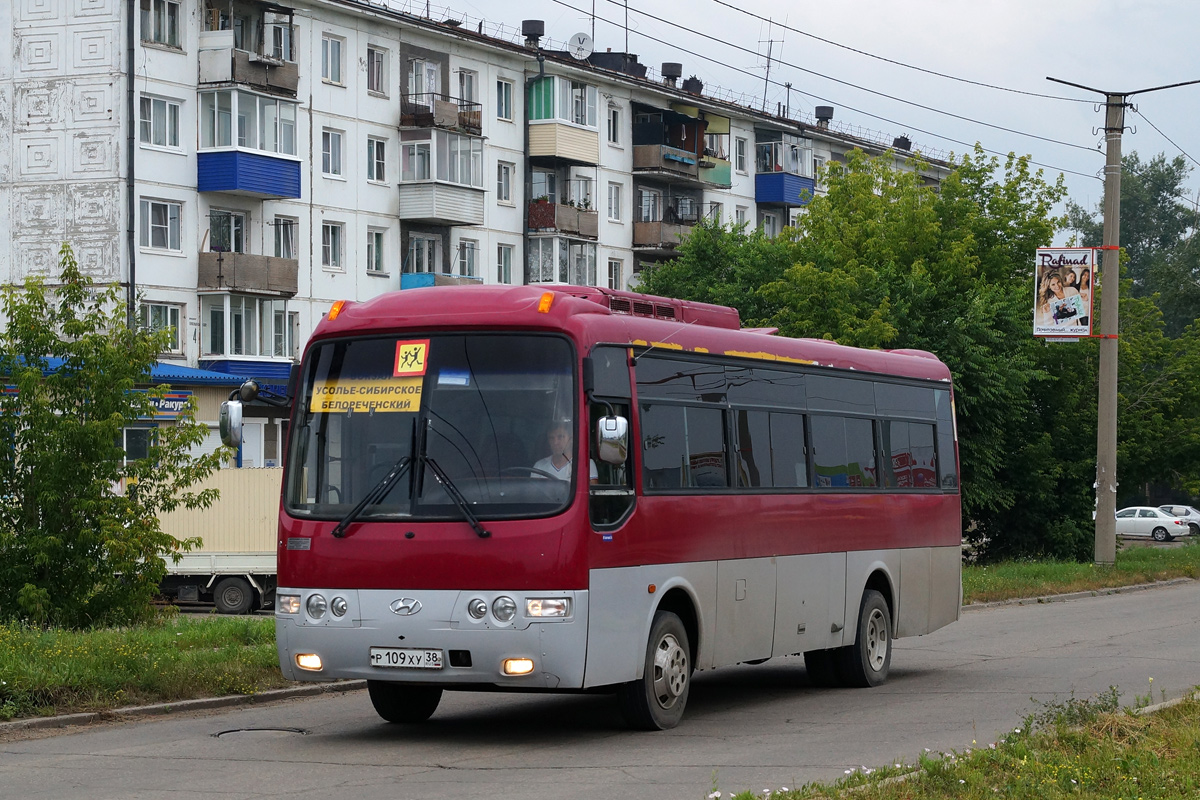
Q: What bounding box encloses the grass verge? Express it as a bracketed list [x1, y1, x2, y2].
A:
[715, 687, 1200, 799]
[0, 614, 287, 721]
[963, 539, 1200, 604]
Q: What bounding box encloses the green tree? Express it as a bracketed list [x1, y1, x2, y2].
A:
[1067, 152, 1200, 337]
[0, 244, 226, 628]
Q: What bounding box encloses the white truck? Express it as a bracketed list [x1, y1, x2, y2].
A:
[157, 467, 282, 613]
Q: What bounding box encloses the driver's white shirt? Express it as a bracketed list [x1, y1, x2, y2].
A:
[532, 456, 599, 481]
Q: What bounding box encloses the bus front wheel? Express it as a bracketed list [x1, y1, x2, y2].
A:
[367, 681, 442, 723]
[618, 610, 691, 730]
[838, 590, 892, 688]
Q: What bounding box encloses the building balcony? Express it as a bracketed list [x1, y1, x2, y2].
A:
[197, 150, 301, 199]
[198, 30, 298, 97]
[528, 122, 600, 165]
[632, 220, 694, 254]
[633, 144, 703, 183]
[528, 200, 599, 239]
[701, 157, 732, 188]
[398, 181, 485, 226]
[755, 172, 817, 208]
[401, 93, 482, 136]
[197, 251, 298, 296]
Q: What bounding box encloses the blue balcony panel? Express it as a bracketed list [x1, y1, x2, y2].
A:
[198, 150, 302, 199]
[199, 358, 294, 382]
[755, 172, 816, 208]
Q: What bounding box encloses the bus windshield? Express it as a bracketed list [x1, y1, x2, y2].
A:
[285, 333, 577, 522]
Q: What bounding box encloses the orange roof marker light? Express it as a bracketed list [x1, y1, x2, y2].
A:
[537, 292, 555, 314]
[327, 300, 348, 321]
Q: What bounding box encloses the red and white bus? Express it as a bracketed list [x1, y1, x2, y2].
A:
[242, 285, 961, 730]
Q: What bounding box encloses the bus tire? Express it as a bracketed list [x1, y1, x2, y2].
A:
[617, 610, 691, 730]
[837, 589, 891, 688]
[803, 649, 841, 688]
[213, 577, 254, 615]
[367, 681, 442, 723]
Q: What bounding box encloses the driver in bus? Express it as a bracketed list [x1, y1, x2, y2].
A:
[533, 421, 599, 484]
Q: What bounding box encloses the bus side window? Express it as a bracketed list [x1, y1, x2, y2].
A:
[589, 400, 634, 528]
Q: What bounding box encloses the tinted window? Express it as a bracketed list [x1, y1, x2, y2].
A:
[811, 416, 848, 488]
[1116, 509, 1136, 519]
[934, 389, 958, 489]
[770, 412, 808, 487]
[881, 421, 937, 489]
[636, 357, 726, 403]
[807, 375, 874, 414]
[726, 367, 805, 408]
[590, 346, 632, 398]
[734, 409, 772, 488]
[844, 418, 876, 488]
[641, 404, 728, 490]
[875, 383, 935, 419]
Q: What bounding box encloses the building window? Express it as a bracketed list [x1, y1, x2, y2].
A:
[814, 155, 827, 189]
[121, 426, 156, 465]
[563, 79, 597, 126]
[638, 189, 661, 223]
[138, 198, 181, 251]
[707, 201, 723, 223]
[532, 170, 557, 203]
[268, 18, 293, 60]
[409, 59, 439, 97]
[321, 35, 343, 84]
[569, 176, 593, 208]
[322, 129, 343, 176]
[366, 46, 386, 94]
[139, 95, 179, 148]
[735, 205, 748, 226]
[496, 79, 513, 121]
[761, 212, 779, 238]
[202, 295, 294, 358]
[322, 222, 343, 269]
[735, 137, 747, 173]
[529, 77, 597, 126]
[406, 235, 440, 274]
[458, 69, 477, 103]
[367, 228, 385, 273]
[367, 137, 386, 182]
[199, 90, 296, 155]
[141, 0, 180, 47]
[274, 217, 297, 259]
[400, 131, 482, 187]
[458, 239, 478, 277]
[138, 303, 182, 353]
[402, 141, 430, 181]
[209, 210, 246, 253]
[607, 182, 622, 221]
[607, 258, 623, 290]
[497, 161, 513, 203]
[607, 106, 620, 144]
[497, 244, 513, 284]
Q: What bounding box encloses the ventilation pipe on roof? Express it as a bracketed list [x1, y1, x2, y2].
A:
[661, 62, 682, 87]
[522, 19, 544, 48]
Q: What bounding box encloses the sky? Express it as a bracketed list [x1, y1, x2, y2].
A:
[423, 0, 1200, 232]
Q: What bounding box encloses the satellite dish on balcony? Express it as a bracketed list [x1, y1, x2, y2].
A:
[567, 32, 593, 60]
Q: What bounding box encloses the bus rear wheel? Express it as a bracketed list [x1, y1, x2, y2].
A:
[618, 610, 691, 730]
[838, 589, 892, 688]
[367, 681, 442, 723]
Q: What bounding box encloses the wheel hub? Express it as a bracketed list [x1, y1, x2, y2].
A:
[865, 608, 888, 671]
[652, 633, 688, 709]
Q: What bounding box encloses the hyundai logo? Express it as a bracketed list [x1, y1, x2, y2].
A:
[389, 598, 422, 616]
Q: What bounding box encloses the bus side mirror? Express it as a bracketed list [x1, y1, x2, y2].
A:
[596, 415, 628, 465]
[219, 398, 243, 448]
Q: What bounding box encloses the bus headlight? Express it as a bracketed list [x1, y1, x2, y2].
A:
[467, 598, 488, 619]
[277, 594, 301, 615]
[306, 594, 328, 619]
[492, 596, 517, 622]
[330, 596, 348, 617]
[526, 597, 571, 618]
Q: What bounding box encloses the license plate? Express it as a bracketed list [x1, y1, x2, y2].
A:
[369, 647, 443, 670]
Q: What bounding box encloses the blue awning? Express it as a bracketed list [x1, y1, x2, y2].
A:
[28, 358, 250, 387]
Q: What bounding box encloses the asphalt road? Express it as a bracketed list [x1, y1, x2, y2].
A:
[4, 580, 1200, 800]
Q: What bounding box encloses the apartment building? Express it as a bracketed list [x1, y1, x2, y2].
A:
[1, 0, 950, 387]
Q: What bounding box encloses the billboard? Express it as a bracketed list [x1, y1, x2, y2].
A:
[1034, 247, 1094, 338]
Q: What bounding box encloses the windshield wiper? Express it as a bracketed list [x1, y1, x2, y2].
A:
[422, 456, 492, 539]
[331, 456, 412, 539]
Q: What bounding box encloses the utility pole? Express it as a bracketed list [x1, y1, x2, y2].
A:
[1047, 76, 1200, 565]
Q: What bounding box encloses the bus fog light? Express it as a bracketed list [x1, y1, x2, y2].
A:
[277, 594, 301, 615]
[330, 596, 348, 617]
[526, 598, 570, 617]
[467, 598, 487, 619]
[492, 596, 517, 622]
[295, 653, 323, 671]
[502, 658, 535, 675]
[306, 594, 328, 619]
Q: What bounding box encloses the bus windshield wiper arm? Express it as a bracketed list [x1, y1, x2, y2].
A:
[331, 456, 412, 539]
[422, 456, 492, 539]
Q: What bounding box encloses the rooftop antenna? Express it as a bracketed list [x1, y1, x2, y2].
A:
[759, 19, 782, 113]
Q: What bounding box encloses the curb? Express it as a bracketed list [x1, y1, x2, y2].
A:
[963, 577, 1194, 610]
[0, 680, 366, 734]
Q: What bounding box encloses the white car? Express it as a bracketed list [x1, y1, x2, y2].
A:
[1116, 506, 1192, 542]
[1159, 505, 1200, 537]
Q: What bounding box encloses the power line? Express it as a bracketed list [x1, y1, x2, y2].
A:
[545, 0, 1102, 181]
[1132, 108, 1200, 170]
[707, 0, 1095, 104]
[584, 0, 1099, 154]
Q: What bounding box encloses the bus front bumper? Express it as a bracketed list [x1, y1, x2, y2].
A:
[275, 587, 589, 690]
